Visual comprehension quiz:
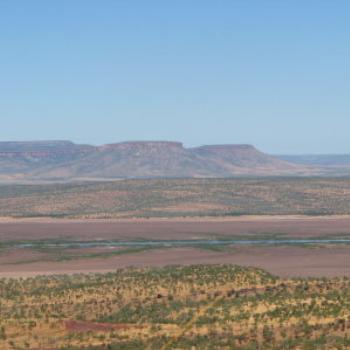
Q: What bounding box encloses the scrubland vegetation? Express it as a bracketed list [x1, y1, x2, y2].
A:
[1, 265, 350, 349]
[1, 178, 350, 218]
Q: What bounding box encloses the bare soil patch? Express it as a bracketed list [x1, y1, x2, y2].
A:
[1, 216, 350, 242]
[65, 320, 144, 332]
[2, 217, 350, 278]
[0, 248, 49, 264]
[2, 245, 350, 278]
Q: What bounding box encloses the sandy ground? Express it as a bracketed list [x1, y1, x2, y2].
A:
[1, 216, 350, 278]
[1, 215, 350, 241]
[1, 245, 350, 279]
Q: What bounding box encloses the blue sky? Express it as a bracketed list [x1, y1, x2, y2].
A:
[0, 1, 349, 154]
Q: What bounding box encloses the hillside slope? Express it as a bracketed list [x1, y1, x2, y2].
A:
[35, 141, 221, 179]
[191, 144, 302, 175]
[278, 154, 350, 167]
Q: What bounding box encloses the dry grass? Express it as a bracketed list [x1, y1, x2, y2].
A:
[2, 265, 350, 349]
[1, 178, 350, 218]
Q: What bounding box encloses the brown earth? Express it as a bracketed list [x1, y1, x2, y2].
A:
[65, 320, 145, 332]
[1, 216, 350, 242]
[2, 245, 350, 279]
[2, 217, 350, 278]
[0, 248, 49, 264]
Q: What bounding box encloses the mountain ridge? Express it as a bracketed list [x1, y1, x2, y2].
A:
[0, 140, 324, 182]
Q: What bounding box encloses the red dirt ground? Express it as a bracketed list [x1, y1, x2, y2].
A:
[1, 216, 350, 278]
[2, 245, 350, 278]
[65, 320, 144, 332]
[1, 216, 350, 241]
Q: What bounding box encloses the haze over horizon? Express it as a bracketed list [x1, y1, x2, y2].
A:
[1, 1, 349, 154]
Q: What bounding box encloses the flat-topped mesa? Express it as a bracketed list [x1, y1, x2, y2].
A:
[0, 140, 311, 180]
[0, 141, 92, 159]
[191, 144, 289, 169]
[193, 144, 256, 152]
[0, 140, 75, 152]
[99, 141, 184, 151]
[191, 144, 259, 158]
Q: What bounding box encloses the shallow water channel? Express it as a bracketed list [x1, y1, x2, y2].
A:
[15, 238, 350, 249]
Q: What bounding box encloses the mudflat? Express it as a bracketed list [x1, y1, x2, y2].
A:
[1, 245, 350, 278]
[1, 215, 350, 241]
[1, 216, 350, 278]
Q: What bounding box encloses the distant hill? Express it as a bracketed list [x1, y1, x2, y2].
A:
[0, 141, 93, 180]
[278, 154, 350, 167]
[191, 144, 301, 175]
[0, 140, 325, 182]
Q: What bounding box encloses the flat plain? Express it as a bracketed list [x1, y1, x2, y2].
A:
[2, 179, 350, 349]
[1, 216, 350, 278]
[2, 177, 350, 218]
[2, 177, 350, 279]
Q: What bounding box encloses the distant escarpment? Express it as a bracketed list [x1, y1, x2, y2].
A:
[0, 140, 318, 182]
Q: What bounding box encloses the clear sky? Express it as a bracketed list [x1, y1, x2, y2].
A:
[0, 1, 349, 154]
